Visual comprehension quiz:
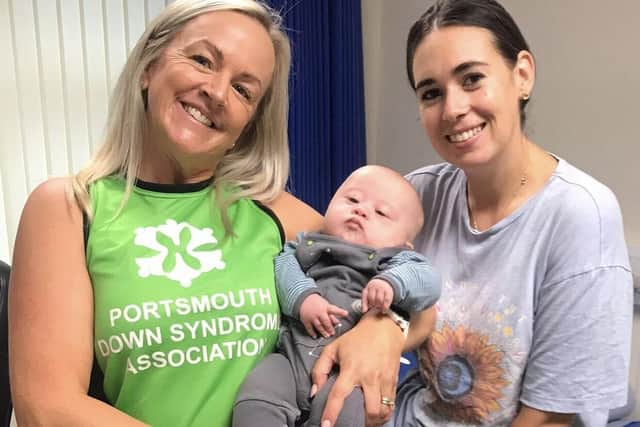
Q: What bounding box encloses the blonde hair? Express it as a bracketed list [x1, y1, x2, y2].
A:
[71, 0, 291, 232]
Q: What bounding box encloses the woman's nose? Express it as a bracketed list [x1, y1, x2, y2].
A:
[441, 87, 470, 123]
[202, 73, 229, 108]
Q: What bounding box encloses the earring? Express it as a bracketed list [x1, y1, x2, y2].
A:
[521, 93, 530, 101]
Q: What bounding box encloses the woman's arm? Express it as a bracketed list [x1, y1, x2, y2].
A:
[404, 306, 436, 351]
[512, 405, 574, 427]
[9, 178, 147, 426]
[311, 308, 434, 427]
[266, 191, 323, 240]
[312, 312, 404, 427]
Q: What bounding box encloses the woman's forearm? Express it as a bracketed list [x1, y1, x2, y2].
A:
[511, 404, 574, 427]
[404, 307, 436, 351]
[14, 394, 149, 427]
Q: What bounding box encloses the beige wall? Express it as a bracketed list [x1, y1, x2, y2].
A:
[362, 0, 640, 420]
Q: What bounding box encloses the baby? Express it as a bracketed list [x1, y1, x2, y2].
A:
[233, 165, 441, 427]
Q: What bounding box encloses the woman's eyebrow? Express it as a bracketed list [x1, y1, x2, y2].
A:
[415, 60, 489, 91]
[452, 60, 488, 75]
[187, 39, 263, 89]
[186, 39, 224, 64]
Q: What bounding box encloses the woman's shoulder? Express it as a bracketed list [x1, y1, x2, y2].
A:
[542, 158, 628, 271]
[26, 177, 77, 209]
[16, 177, 84, 248]
[552, 158, 620, 207]
[405, 162, 464, 192]
[405, 162, 460, 183]
[548, 158, 624, 229]
[405, 162, 464, 206]
[264, 192, 323, 241]
[22, 177, 82, 224]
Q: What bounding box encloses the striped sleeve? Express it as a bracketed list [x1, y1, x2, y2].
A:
[374, 250, 442, 312]
[274, 237, 320, 318]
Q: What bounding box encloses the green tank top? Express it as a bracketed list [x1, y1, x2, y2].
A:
[87, 177, 283, 427]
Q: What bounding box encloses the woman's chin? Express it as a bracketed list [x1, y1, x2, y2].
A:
[168, 133, 228, 157]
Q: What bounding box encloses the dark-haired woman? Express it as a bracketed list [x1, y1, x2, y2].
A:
[386, 0, 633, 425]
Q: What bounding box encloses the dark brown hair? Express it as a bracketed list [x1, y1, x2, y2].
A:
[406, 0, 532, 125]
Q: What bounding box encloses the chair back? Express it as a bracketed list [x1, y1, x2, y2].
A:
[0, 261, 12, 427]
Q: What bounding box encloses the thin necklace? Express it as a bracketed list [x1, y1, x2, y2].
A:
[468, 174, 528, 231]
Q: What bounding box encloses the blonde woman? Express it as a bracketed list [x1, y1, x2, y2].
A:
[8, 1, 406, 426]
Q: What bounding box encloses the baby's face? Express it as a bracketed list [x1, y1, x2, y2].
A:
[323, 168, 420, 249]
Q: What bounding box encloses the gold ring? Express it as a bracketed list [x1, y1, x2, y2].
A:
[380, 397, 395, 407]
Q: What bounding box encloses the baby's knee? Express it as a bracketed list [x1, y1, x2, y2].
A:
[307, 385, 365, 427]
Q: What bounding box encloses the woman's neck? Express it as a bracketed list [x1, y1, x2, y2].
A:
[139, 140, 218, 184]
[465, 138, 556, 231]
[466, 138, 531, 209]
[137, 166, 215, 185]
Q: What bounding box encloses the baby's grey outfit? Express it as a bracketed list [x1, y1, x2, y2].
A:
[233, 233, 441, 427]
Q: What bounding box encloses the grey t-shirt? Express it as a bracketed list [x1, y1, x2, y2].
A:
[389, 158, 632, 426]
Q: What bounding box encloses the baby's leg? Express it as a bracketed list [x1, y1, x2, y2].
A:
[233, 353, 300, 427]
[303, 375, 365, 427]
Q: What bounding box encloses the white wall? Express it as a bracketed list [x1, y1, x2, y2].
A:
[0, 0, 171, 263]
[362, 0, 640, 420]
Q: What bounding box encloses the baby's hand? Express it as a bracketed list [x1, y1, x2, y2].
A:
[299, 294, 349, 338]
[361, 278, 394, 313]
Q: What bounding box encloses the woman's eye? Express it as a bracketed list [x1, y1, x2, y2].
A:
[462, 73, 484, 88]
[233, 83, 252, 101]
[191, 55, 212, 68]
[420, 88, 441, 102]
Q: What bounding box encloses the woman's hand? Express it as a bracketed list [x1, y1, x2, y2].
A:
[311, 311, 404, 427]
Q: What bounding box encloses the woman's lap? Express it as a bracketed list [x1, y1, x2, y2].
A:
[386, 369, 426, 427]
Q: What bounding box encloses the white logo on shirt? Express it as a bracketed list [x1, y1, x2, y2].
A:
[134, 219, 225, 287]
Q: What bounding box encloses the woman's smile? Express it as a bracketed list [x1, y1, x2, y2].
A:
[180, 102, 215, 129]
[446, 123, 486, 143]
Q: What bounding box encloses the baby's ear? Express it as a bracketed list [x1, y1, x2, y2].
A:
[405, 241, 414, 250]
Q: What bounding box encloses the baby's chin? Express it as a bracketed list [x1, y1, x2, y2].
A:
[337, 234, 401, 250]
[327, 227, 407, 249]
[354, 236, 410, 249]
[332, 230, 371, 247]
